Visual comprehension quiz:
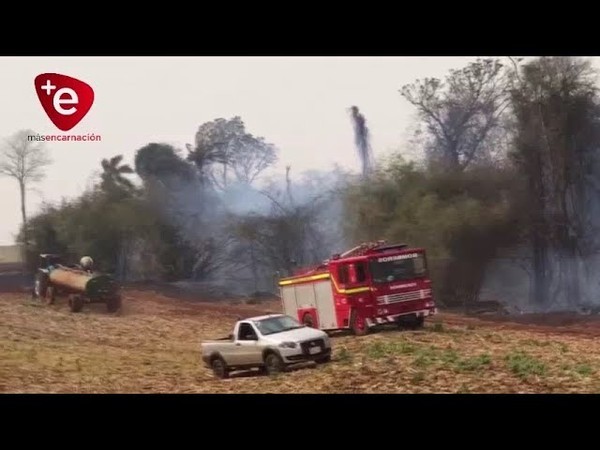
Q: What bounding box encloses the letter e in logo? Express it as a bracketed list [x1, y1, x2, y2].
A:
[34, 73, 94, 132]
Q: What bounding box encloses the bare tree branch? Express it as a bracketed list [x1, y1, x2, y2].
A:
[0, 129, 52, 237]
[401, 59, 510, 170]
[188, 117, 277, 189]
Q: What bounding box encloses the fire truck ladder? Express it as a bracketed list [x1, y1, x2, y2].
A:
[339, 240, 387, 258]
[299, 240, 407, 277]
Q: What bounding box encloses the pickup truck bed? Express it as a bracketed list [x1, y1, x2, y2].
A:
[205, 336, 232, 342]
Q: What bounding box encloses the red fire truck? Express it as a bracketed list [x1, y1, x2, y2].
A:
[278, 241, 436, 335]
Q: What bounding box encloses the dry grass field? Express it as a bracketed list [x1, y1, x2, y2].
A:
[2, 287, 600, 393]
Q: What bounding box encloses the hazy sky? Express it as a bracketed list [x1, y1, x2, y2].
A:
[0, 56, 493, 244]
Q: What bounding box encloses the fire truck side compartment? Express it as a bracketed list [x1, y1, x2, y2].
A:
[281, 279, 337, 330]
[281, 285, 297, 318]
[313, 280, 337, 329]
[295, 283, 316, 309]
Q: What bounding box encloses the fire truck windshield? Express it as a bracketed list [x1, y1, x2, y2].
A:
[369, 253, 427, 284]
[254, 315, 304, 335]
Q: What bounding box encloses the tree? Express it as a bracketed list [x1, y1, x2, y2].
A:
[134, 143, 193, 183]
[510, 56, 600, 307]
[349, 106, 373, 177]
[342, 156, 518, 307]
[224, 168, 341, 288]
[97, 154, 136, 277]
[0, 129, 52, 242]
[100, 155, 135, 195]
[21, 185, 190, 281]
[231, 215, 264, 292]
[187, 117, 277, 188]
[134, 143, 196, 214]
[134, 142, 234, 282]
[256, 171, 339, 275]
[401, 58, 510, 171]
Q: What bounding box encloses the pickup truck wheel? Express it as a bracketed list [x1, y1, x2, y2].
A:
[211, 357, 229, 379]
[316, 354, 331, 364]
[264, 352, 285, 375]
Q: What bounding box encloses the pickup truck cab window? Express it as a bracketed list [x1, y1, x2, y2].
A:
[238, 323, 258, 341]
[254, 315, 303, 335]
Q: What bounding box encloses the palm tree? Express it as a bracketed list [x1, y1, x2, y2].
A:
[100, 154, 134, 193]
[99, 155, 135, 280]
[349, 106, 373, 178]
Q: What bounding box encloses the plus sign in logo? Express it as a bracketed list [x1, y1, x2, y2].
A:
[34, 73, 95, 132]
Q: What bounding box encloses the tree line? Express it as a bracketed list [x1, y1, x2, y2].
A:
[2, 56, 600, 308]
[1, 116, 346, 296]
[345, 56, 600, 309]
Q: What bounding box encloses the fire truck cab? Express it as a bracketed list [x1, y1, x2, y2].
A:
[278, 241, 436, 335]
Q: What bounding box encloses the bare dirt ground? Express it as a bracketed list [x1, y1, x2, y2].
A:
[3, 286, 600, 393]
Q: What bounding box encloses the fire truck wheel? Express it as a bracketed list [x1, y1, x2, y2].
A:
[302, 314, 315, 328]
[350, 312, 369, 336]
[400, 314, 425, 330]
[264, 352, 285, 375]
[413, 315, 425, 329]
[68, 295, 84, 313]
[211, 356, 230, 379]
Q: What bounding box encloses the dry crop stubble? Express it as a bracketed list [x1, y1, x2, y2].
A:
[2, 289, 600, 393]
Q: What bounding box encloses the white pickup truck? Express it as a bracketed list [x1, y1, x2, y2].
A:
[201, 314, 332, 378]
